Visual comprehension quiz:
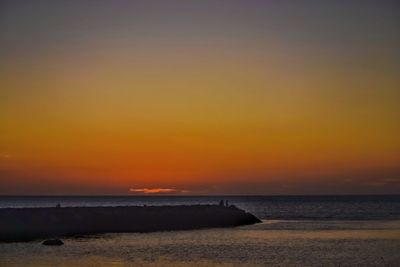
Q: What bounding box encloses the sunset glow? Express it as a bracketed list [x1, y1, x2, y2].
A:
[0, 1, 399, 195]
[129, 188, 180, 194]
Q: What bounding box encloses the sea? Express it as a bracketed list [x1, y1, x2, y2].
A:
[1, 195, 399, 266]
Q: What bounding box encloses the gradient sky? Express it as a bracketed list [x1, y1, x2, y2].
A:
[0, 0, 399, 195]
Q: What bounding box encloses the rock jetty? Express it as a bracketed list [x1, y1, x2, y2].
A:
[0, 204, 261, 242]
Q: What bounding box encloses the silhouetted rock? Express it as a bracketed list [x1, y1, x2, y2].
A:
[0, 205, 261, 242]
[42, 239, 64, 246]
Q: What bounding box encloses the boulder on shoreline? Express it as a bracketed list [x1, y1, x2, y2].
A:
[42, 239, 64, 246]
[0, 204, 261, 242]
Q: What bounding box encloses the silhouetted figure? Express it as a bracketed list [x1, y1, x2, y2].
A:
[56, 203, 61, 208]
[225, 200, 229, 207]
[219, 200, 224, 206]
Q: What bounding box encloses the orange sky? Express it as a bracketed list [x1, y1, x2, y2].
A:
[0, 1, 399, 194]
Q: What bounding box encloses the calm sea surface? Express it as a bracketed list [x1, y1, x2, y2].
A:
[0, 195, 399, 220]
[1, 195, 399, 266]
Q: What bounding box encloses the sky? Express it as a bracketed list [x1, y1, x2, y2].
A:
[0, 0, 399, 195]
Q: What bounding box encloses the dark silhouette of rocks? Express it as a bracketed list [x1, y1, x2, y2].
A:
[42, 239, 64, 246]
[0, 205, 261, 242]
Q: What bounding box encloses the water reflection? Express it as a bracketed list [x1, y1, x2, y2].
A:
[1, 220, 399, 267]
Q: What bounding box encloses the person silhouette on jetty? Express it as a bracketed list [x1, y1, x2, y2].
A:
[219, 200, 235, 208]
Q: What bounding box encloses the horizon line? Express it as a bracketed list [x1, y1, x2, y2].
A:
[0, 193, 399, 197]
